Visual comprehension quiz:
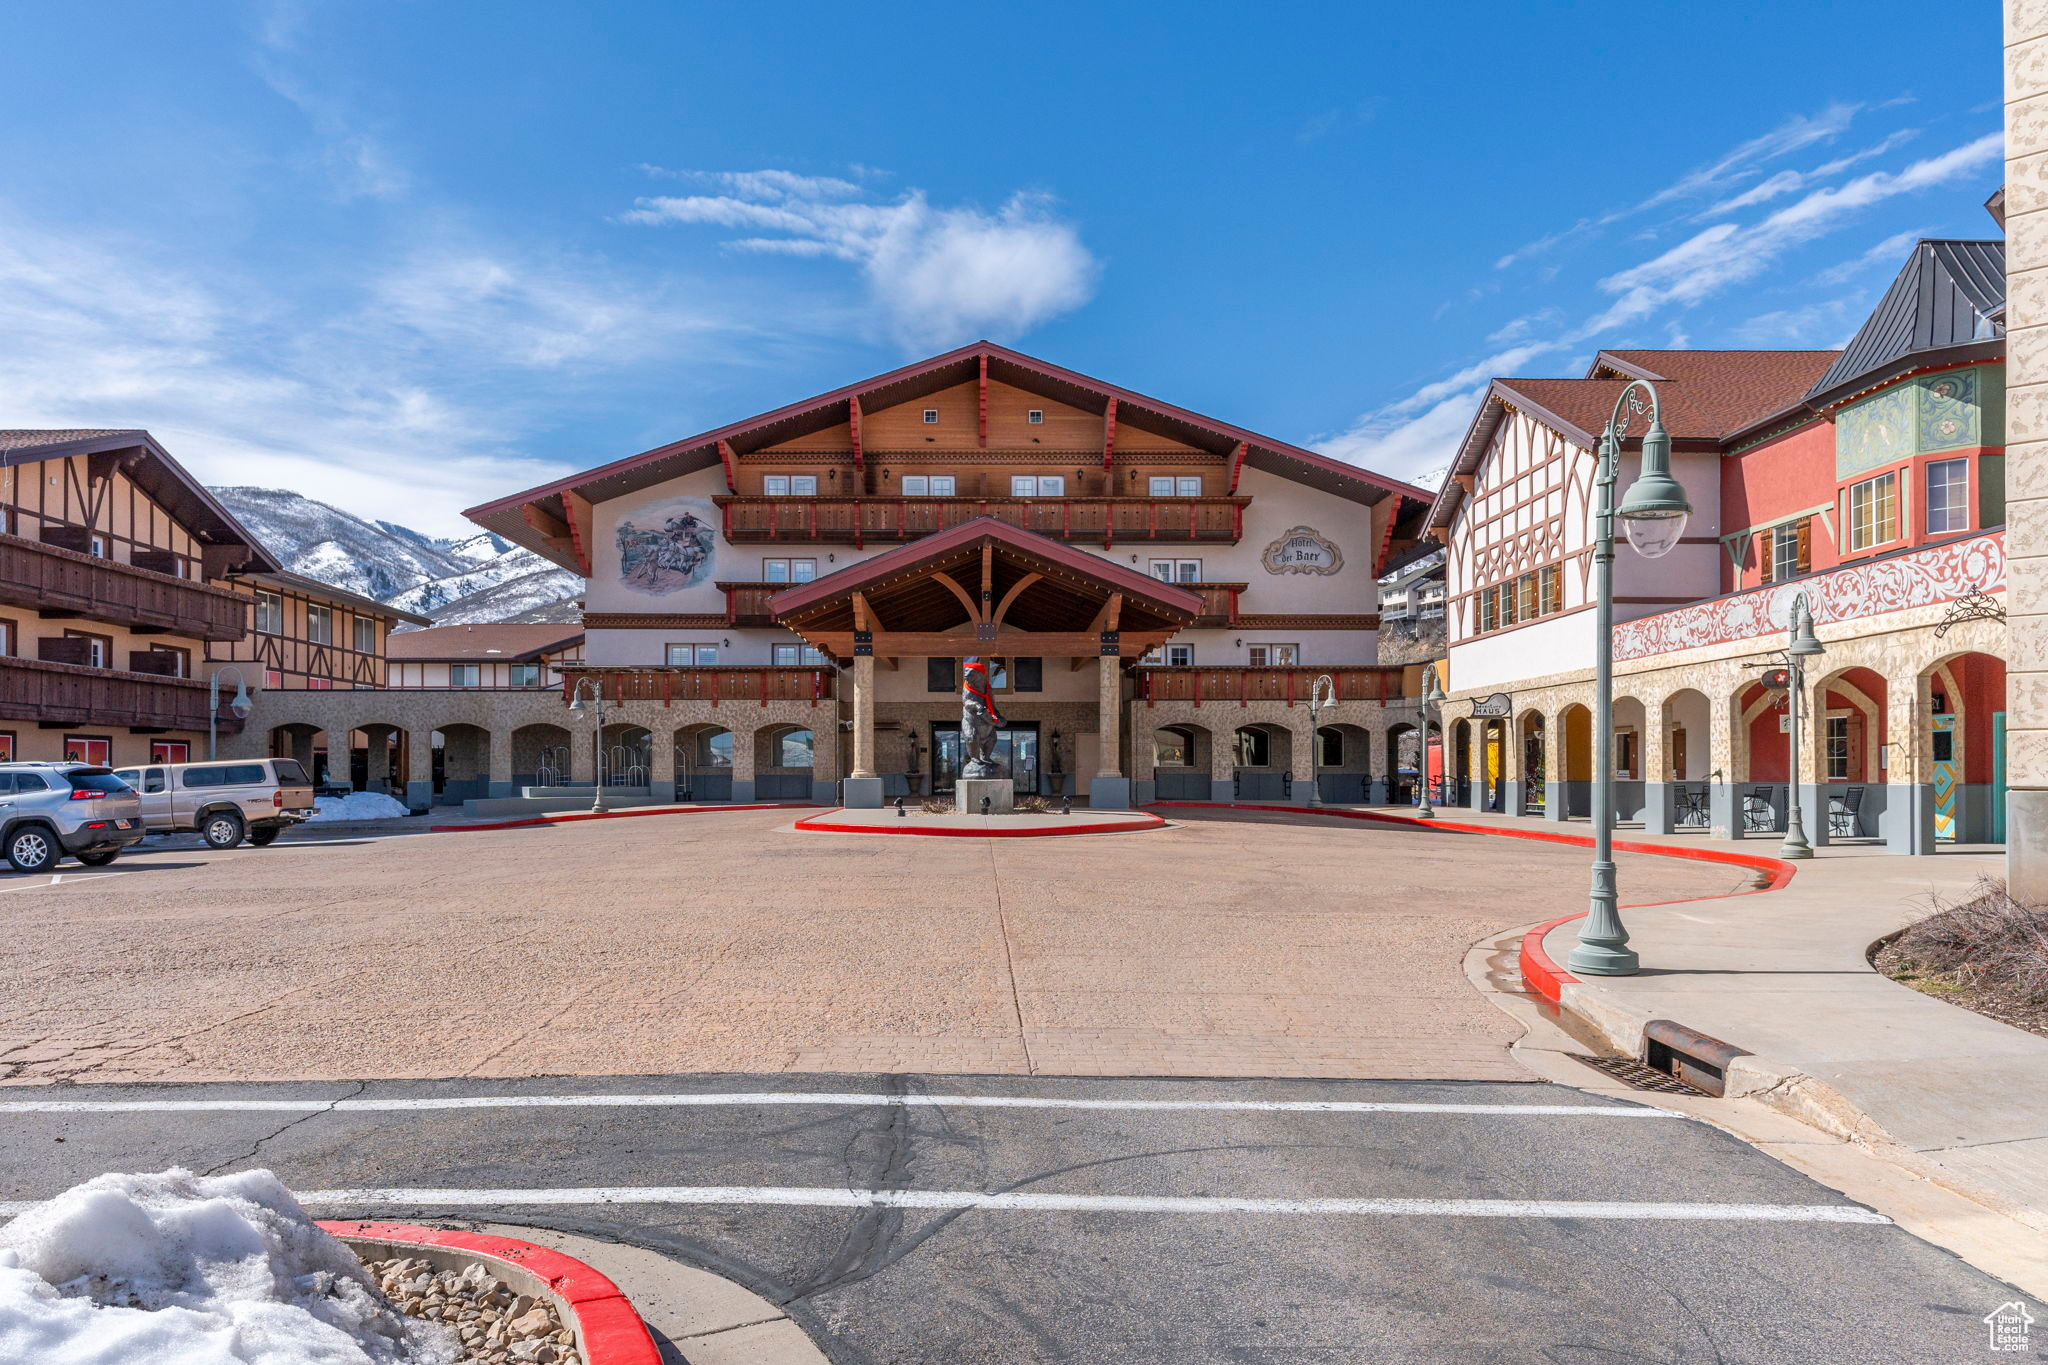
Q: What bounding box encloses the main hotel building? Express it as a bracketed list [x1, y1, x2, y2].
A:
[246, 344, 1436, 810]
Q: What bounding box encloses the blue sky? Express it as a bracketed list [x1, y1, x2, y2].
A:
[0, 2, 2005, 536]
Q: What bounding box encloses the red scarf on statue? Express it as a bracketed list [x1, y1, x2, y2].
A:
[963, 658, 1004, 725]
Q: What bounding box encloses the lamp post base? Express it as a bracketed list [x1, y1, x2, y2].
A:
[1566, 941, 1642, 975]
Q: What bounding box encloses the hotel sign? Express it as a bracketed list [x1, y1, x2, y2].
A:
[1469, 692, 1512, 718]
[1262, 526, 1343, 576]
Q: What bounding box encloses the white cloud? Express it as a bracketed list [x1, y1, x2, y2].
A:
[1309, 340, 1563, 488]
[1731, 296, 1867, 347]
[1809, 228, 1925, 286]
[623, 172, 1099, 348]
[1697, 129, 1919, 217]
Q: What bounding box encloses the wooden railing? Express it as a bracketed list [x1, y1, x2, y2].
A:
[1140, 666, 1409, 706]
[0, 533, 248, 641]
[558, 666, 835, 707]
[716, 582, 786, 625]
[1184, 583, 1245, 624]
[0, 654, 221, 730]
[712, 496, 1252, 546]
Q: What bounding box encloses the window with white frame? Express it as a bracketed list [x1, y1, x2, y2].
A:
[306, 603, 334, 645]
[762, 475, 817, 496]
[1147, 476, 1202, 497]
[1848, 472, 1899, 551]
[1246, 643, 1299, 666]
[1925, 458, 1970, 534]
[508, 663, 541, 686]
[1011, 475, 1065, 497]
[762, 558, 817, 583]
[773, 644, 828, 665]
[666, 643, 719, 665]
[255, 590, 283, 635]
[922, 409, 939, 424]
[1763, 519, 1809, 584]
[89, 534, 107, 557]
[1149, 558, 1202, 583]
[1825, 715, 1852, 781]
[449, 663, 481, 687]
[353, 614, 376, 653]
[1166, 643, 1193, 666]
[1026, 409, 1044, 424]
[900, 475, 956, 497]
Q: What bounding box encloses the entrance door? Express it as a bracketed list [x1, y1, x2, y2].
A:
[1931, 713, 1958, 842]
[933, 722, 1040, 797]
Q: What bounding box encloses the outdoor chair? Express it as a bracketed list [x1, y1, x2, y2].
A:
[1828, 786, 1865, 838]
[1742, 786, 1776, 832]
[1676, 785, 1710, 828]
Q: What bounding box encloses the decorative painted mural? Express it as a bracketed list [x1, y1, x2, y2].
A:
[1836, 382, 1915, 478]
[1837, 366, 1994, 478]
[1261, 526, 1343, 575]
[1612, 531, 2005, 662]
[616, 497, 717, 595]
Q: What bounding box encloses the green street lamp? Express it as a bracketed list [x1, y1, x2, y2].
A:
[1568, 380, 1693, 978]
[1779, 594, 1826, 860]
[1417, 669, 1446, 821]
[1306, 673, 1336, 809]
[566, 677, 609, 814]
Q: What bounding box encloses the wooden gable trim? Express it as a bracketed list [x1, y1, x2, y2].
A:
[849, 396, 864, 473]
[561, 488, 595, 577]
[1227, 441, 1247, 493]
[717, 440, 738, 493]
[1102, 397, 1118, 472]
[977, 354, 988, 448]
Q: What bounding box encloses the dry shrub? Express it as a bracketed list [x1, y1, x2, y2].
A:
[1887, 879, 2048, 1007]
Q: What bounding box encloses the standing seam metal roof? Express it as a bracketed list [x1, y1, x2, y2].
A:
[1807, 240, 2006, 398]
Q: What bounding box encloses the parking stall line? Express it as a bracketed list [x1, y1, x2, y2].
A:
[0, 1187, 1889, 1224]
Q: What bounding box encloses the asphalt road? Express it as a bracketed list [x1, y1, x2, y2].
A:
[0, 1071, 2022, 1364]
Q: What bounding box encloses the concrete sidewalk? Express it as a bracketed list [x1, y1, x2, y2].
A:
[1374, 805, 2047, 1237]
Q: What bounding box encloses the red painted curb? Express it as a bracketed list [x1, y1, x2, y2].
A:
[1143, 803, 1797, 1003]
[322, 1220, 659, 1365]
[431, 802, 815, 833]
[795, 810, 1166, 838]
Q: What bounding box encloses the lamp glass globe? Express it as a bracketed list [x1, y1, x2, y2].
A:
[1622, 509, 1688, 559]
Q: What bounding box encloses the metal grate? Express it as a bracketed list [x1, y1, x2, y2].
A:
[1567, 1053, 1706, 1095]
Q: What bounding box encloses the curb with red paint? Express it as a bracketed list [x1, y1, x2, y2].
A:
[321, 1221, 659, 1365]
[430, 802, 815, 833]
[1143, 802, 1797, 1002]
[794, 809, 1166, 838]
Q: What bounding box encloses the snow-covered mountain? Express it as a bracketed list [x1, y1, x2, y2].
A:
[210, 487, 582, 627]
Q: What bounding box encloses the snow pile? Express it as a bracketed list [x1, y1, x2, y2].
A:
[308, 792, 412, 822]
[0, 1169, 458, 1364]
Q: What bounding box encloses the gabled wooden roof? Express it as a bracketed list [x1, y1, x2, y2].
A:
[468, 342, 1434, 570]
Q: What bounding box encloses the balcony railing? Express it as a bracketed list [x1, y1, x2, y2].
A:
[1140, 665, 1409, 707]
[558, 665, 836, 707]
[712, 496, 1252, 546]
[0, 533, 248, 641]
[719, 579, 1247, 625]
[0, 654, 223, 731]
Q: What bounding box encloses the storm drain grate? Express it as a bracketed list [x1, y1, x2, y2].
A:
[1567, 1053, 1706, 1095]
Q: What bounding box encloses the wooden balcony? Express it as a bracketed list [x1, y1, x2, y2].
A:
[0, 654, 222, 731]
[1139, 665, 1409, 707]
[716, 582, 785, 625]
[712, 496, 1252, 547]
[558, 665, 836, 707]
[0, 533, 248, 641]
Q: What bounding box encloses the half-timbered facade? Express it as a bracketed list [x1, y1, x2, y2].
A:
[1428, 238, 2010, 856]
[386, 624, 584, 689]
[211, 570, 428, 690]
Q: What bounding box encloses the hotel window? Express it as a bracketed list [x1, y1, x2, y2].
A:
[900, 475, 956, 497]
[1150, 558, 1202, 583]
[0, 618, 11, 656]
[1012, 475, 1065, 497]
[1848, 472, 1898, 551]
[353, 614, 376, 653]
[449, 664, 481, 687]
[1166, 643, 1193, 666]
[1515, 573, 1538, 623]
[762, 475, 817, 496]
[264, 669, 283, 689]
[762, 558, 817, 583]
[922, 409, 939, 424]
[1614, 729, 1638, 780]
[306, 604, 334, 645]
[150, 646, 190, 678]
[307, 677, 333, 690]
[773, 644, 828, 665]
[1012, 656, 1043, 692]
[89, 534, 107, 557]
[255, 590, 283, 635]
[1154, 729, 1190, 767]
[927, 657, 956, 692]
[1026, 409, 1044, 424]
[66, 631, 111, 668]
[1539, 564, 1562, 615]
[1246, 643, 1299, 666]
[1762, 519, 1810, 584]
[508, 663, 541, 686]
[1926, 458, 1970, 534]
[1318, 727, 1344, 767]
[1825, 715, 1852, 781]
[1477, 586, 1498, 634]
[1147, 476, 1202, 497]
[1236, 728, 1272, 766]
[666, 643, 719, 665]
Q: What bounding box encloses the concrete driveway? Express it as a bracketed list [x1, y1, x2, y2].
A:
[0, 808, 1749, 1086]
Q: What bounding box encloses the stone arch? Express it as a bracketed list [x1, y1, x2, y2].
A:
[1919, 649, 2007, 844]
[1449, 717, 1473, 806]
[1385, 721, 1420, 806]
[599, 723, 653, 788]
[1152, 723, 1213, 801]
[267, 723, 329, 786]
[1232, 722, 1293, 801]
[1612, 695, 1648, 823]
[1315, 723, 1372, 804]
[755, 723, 816, 800]
[674, 723, 735, 802]
[431, 722, 492, 806]
[513, 723, 573, 789]
[1559, 702, 1593, 818]
[1518, 709, 1547, 815]
[349, 724, 409, 797]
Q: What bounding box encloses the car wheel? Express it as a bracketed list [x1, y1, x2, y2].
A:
[6, 825, 59, 874]
[75, 849, 121, 867]
[201, 811, 245, 850]
[247, 827, 280, 847]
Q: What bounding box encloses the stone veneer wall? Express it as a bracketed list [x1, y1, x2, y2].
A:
[2007, 1, 2048, 898]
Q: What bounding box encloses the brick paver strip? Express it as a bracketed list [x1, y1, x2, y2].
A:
[0, 808, 1744, 1084]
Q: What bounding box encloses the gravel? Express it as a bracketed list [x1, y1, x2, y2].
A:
[363, 1256, 582, 1365]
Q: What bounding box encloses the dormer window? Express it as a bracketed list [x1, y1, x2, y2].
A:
[922, 409, 939, 424]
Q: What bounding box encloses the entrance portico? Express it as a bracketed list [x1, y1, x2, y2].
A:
[768, 518, 1203, 808]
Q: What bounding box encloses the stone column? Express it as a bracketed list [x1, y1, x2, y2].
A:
[1711, 690, 1743, 839]
[404, 728, 433, 813]
[1543, 712, 1568, 823]
[730, 723, 757, 804]
[569, 724, 597, 786]
[648, 727, 676, 804]
[843, 653, 882, 807]
[1795, 675, 1831, 847]
[1290, 713, 1317, 806]
[487, 726, 516, 800]
[1504, 716, 1528, 817]
[1094, 654, 1132, 808]
[1641, 702, 1673, 835]
[365, 726, 391, 794]
[1465, 717, 1488, 812]
[1887, 673, 1937, 854]
[1131, 711, 1157, 807]
[2008, 3, 2048, 897]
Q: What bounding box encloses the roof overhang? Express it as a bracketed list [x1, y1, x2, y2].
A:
[1803, 340, 2004, 414]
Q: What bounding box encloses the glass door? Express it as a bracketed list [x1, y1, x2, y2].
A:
[932, 722, 1041, 796]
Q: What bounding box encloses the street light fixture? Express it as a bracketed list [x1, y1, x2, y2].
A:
[1779, 593, 1826, 860]
[1306, 674, 1336, 809]
[566, 677, 609, 814]
[207, 666, 254, 761]
[1568, 379, 1693, 978]
[1417, 669, 1445, 820]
